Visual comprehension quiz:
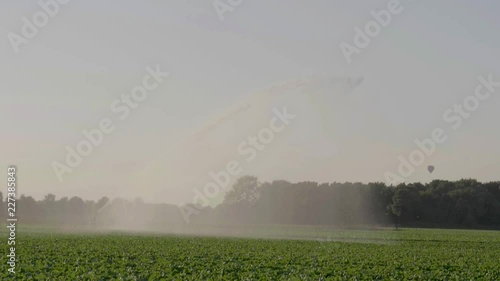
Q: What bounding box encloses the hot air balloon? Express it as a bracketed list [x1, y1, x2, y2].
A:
[427, 165, 435, 174]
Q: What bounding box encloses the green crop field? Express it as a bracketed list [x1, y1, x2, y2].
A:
[1, 227, 499, 280]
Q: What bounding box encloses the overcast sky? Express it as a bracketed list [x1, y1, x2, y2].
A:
[1, 0, 499, 204]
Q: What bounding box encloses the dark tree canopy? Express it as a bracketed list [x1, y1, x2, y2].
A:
[3, 178, 499, 230]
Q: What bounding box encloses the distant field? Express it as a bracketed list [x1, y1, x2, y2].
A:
[1, 226, 499, 280]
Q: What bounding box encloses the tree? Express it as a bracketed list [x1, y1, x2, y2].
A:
[0, 191, 3, 218]
[68, 196, 86, 224]
[96, 197, 110, 211]
[93, 197, 110, 227]
[224, 176, 260, 206]
[44, 194, 56, 202]
[389, 185, 409, 229]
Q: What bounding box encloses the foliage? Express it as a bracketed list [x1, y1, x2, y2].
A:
[199, 179, 500, 229]
[1, 178, 499, 229]
[0, 227, 498, 280]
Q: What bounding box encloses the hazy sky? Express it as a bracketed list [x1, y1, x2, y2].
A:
[1, 0, 499, 204]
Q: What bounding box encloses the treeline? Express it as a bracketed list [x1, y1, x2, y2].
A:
[0, 193, 183, 228]
[1, 177, 499, 230]
[192, 177, 500, 229]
